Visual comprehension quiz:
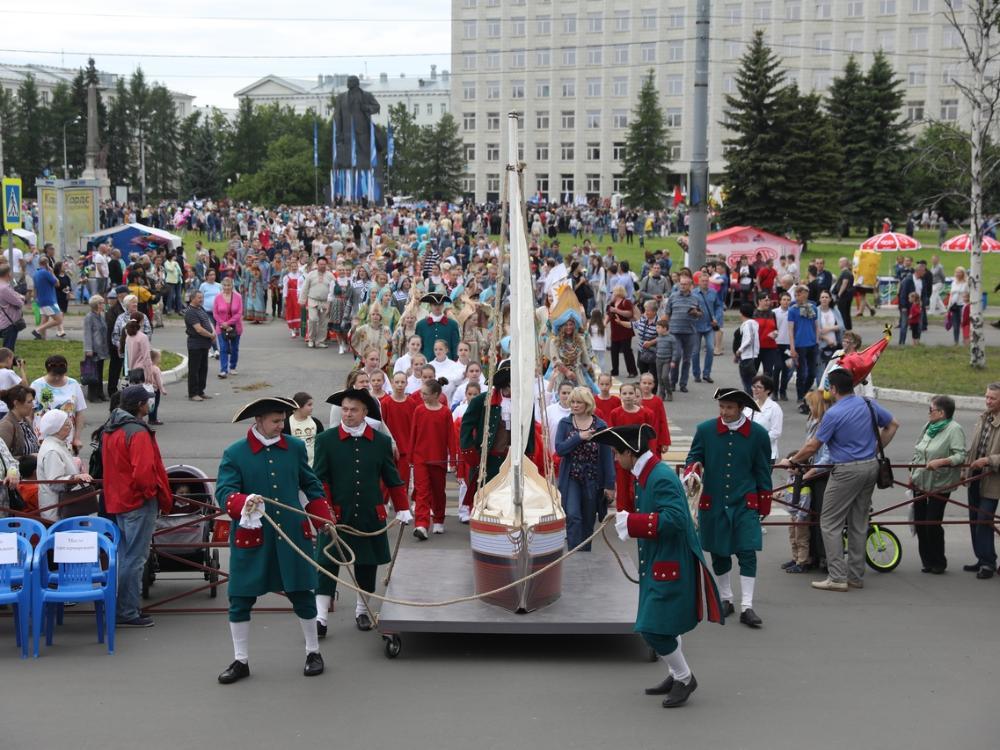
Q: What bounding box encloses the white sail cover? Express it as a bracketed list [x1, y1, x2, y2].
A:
[506, 114, 535, 470]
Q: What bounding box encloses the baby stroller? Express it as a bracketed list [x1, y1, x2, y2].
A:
[142, 464, 221, 599]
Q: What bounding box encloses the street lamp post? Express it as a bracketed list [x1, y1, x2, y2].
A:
[63, 115, 82, 179]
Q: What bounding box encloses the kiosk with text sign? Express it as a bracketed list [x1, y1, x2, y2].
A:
[35, 178, 103, 259]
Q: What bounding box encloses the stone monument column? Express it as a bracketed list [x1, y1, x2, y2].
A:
[80, 82, 111, 199]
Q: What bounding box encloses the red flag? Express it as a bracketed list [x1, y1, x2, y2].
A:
[837, 325, 892, 386]
[672, 185, 684, 207]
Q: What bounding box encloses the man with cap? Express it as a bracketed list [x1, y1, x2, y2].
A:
[414, 292, 460, 361]
[591, 423, 723, 708]
[459, 360, 536, 519]
[101, 385, 172, 628]
[684, 388, 773, 628]
[215, 396, 335, 684]
[104, 285, 129, 396]
[312, 388, 413, 633]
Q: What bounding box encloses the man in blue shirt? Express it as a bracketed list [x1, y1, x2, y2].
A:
[779, 369, 899, 591]
[665, 276, 701, 392]
[692, 274, 723, 384]
[787, 285, 819, 408]
[31, 257, 62, 340]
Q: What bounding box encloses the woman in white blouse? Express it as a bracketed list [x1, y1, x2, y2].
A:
[748, 374, 783, 464]
[945, 266, 969, 345]
[36, 410, 90, 521]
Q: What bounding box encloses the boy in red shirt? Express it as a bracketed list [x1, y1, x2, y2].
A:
[906, 292, 922, 345]
[380, 372, 417, 491]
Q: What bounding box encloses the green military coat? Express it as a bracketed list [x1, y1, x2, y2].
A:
[628, 457, 723, 636]
[311, 424, 405, 595]
[215, 430, 327, 597]
[686, 417, 773, 556]
[459, 390, 536, 484]
[414, 315, 460, 361]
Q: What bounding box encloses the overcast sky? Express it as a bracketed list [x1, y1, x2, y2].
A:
[3, 0, 453, 108]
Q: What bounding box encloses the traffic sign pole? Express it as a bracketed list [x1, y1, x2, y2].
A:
[3, 177, 24, 275]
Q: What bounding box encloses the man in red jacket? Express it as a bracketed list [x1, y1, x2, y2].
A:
[102, 385, 173, 628]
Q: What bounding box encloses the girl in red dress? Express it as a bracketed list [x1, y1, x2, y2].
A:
[282, 257, 303, 338]
[608, 382, 656, 511]
[638, 372, 672, 451]
[593, 373, 622, 422]
[380, 372, 417, 501]
[409, 379, 456, 539]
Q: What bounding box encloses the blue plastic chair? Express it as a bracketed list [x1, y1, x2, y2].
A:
[0, 534, 33, 658]
[49, 517, 120, 623]
[0, 517, 47, 587]
[32, 532, 117, 657]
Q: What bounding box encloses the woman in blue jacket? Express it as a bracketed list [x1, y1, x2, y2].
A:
[555, 386, 616, 550]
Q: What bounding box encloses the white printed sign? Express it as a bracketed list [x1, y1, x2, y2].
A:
[53, 531, 98, 563]
[0, 532, 16, 565]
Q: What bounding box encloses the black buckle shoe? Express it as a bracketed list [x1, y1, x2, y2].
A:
[721, 601, 735, 617]
[739, 608, 763, 628]
[662, 674, 698, 708]
[304, 652, 325, 676]
[218, 660, 250, 684]
[317, 621, 327, 639]
[355, 613, 373, 631]
[644, 676, 675, 695]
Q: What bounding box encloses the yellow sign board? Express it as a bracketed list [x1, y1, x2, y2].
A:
[63, 189, 96, 254]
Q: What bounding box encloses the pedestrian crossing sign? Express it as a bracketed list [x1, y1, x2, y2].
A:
[2, 177, 22, 231]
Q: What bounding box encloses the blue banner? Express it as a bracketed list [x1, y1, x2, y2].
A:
[332, 119, 337, 166]
[387, 125, 395, 168]
[350, 126, 357, 168]
[313, 120, 319, 167]
[370, 120, 377, 169]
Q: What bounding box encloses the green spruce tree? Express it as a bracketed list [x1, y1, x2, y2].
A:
[14, 75, 45, 190]
[415, 113, 464, 200]
[144, 84, 179, 198]
[860, 51, 910, 234]
[827, 56, 869, 235]
[622, 71, 671, 209]
[386, 102, 422, 196]
[106, 78, 132, 190]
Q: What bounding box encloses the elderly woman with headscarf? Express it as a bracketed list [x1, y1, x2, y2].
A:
[36, 409, 91, 522]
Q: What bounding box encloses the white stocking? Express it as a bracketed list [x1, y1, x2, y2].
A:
[315, 594, 332, 625]
[664, 636, 691, 684]
[716, 571, 733, 602]
[740, 575, 756, 612]
[299, 617, 319, 654]
[230, 621, 250, 663]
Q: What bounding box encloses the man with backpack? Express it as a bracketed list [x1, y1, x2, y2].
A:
[98, 385, 172, 628]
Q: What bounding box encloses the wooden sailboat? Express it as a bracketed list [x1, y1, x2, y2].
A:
[469, 112, 567, 614]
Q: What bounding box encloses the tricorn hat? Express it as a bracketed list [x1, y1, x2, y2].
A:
[420, 292, 449, 306]
[591, 424, 656, 454]
[232, 396, 299, 423]
[326, 388, 381, 420]
[713, 387, 759, 412]
[492, 359, 512, 389]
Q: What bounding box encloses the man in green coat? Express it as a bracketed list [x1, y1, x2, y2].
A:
[593, 423, 723, 708]
[312, 388, 412, 633]
[215, 397, 336, 684]
[414, 292, 461, 361]
[684, 388, 773, 629]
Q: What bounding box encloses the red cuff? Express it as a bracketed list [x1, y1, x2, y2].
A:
[387, 484, 408, 512]
[757, 490, 773, 517]
[225, 493, 248, 521]
[305, 499, 335, 528]
[627, 512, 659, 539]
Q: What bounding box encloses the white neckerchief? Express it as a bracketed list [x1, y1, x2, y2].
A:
[341, 420, 367, 437]
[430, 313, 444, 323]
[500, 396, 512, 429]
[631, 450, 655, 478]
[722, 415, 747, 432]
[251, 426, 281, 447]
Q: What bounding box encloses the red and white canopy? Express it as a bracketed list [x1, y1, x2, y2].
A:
[858, 232, 922, 251]
[939, 233, 1000, 253]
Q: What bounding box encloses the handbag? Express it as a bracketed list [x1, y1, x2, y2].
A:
[864, 398, 894, 489]
[58, 483, 100, 519]
[80, 356, 100, 386]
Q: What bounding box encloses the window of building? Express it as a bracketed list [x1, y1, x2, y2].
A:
[908, 64, 926, 86]
[463, 20, 477, 39]
[612, 142, 626, 161]
[754, 2, 772, 21]
[910, 27, 928, 49]
[412, 103, 419, 116]
[537, 111, 550, 129]
[587, 46, 603, 65]
[941, 64, 959, 85]
[487, 174, 500, 193]
[666, 74, 683, 96]
[561, 79, 576, 97]
[612, 110, 628, 128]
[486, 81, 500, 99]
[667, 141, 682, 161]
[814, 33, 832, 52]
[785, 1, 801, 20]
[485, 50, 500, 69]
[511, 80, 525, 99]
[562, 13, 577, 33]
[511, 17, 525, 36]
[726, 40, 743, 59]
[561, 111, 576, 128]
[561, 174, 575, 196]
[844, 32, 863, 52]
[441, 103, 447, 115]
[911, 0, 929, 9]
[586, 174, 601, 195]
[586, 110, 601, 128]
[847, 0, 864, 16]
[906, 101, 925, 121]
[485, 0, 498, 6]
[462, 0, 475, 7]
[723, 73, 737, 94]
[879, 0, 895, 14]
[784, 34, 801, 49]
[587, 12, 603, 33]
[668, 40, 684, 61]
[877, 29, 895, 52]
[612, 77, 628, 97]
[813, 69, 831, 90]
[940, 99, 959, 121]
[614, 10, 630, 32]
[613, 45, 629, 64]
[536, 176, 549, 199]
[563, 47, 577, 66]
[586, 142, 601, 160]
[648, 8, 664, 29]
[425, 103, 432, 116]
[786, 71, 800, 88]
[942, 28, 962, 49]
[612, 174, 625, 192]
[511, 0, 525, 6]
[561, 142, 575, 160]
[536, 48, 551, 67]
[665, 107, 682, 128]
[536, 143, 549, 160]
[486, 18, 501, 37]
[537, 15, 551, 34]
[463, 112, 476, 131]
[462, 82, 476, 100]
[486, 143, 500, 161]
[536, 80, 551, 98]
[640, 42, 657, 63]
[462, 52, 477, 71]
[586, 78, 602, 97]
[464, 143, 476, 161]
[726, 4, 743, 24]
[487, 112, 500, 130]
[814, 0, 831, 19]
[461, 175, 475, 194]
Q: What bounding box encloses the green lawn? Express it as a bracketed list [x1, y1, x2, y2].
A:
[13, 338, 181, 383]
[873, 345, 999, 397]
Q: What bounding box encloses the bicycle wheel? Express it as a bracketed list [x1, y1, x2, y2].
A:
[865, 525, 901, 572]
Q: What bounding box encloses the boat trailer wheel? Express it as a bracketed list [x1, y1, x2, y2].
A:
[383, 634, 401, 659]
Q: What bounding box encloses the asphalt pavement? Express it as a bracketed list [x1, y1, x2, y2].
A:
[2, 310, 998, 749]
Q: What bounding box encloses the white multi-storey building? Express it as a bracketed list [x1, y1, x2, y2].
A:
[452, 0, 973, 204]
[234, 66, 452, 127]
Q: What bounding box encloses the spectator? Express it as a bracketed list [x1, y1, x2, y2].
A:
[816, 291, 845, 375]
[780, 369, 899, 592]
[909, 395, 966, 575]
[665, 275, 700, 393]
[184, 290, 215, 402]
[772, 292, 793, 401]
[606, 285, 637, 378]
[36, 409, 87, 522]
[213, 276, 244, 379]
[748, 375, 783, 463]
[834, 257, 855, 331]
[102, 385, 173, 627]
[198, 269, 222, 358]
[53, 261, 71, 337]
[898, 262, 930, 344]
[122, 313, 153, 386]
[945, 266, 969, 345]
[753, 294, 780, 387]
[788, 285, 819, 412]
[735, 303, 760, 394]
[0, 385, 37, 459]
[964, 383, 1000, 579]
[691, 274, 722, 385]
[654, 318, 675, 402]
[905, 292, 923, 346]
[30, 354, 87, 454]
[0, 265, 25, 351]
[31, 257, 61, 341]
[83, 295, 109, 403]
[634, 300, 659, 387]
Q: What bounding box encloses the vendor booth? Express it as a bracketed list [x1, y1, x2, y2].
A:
[705, 226, 802, 268]
[83, 223, 182, 260]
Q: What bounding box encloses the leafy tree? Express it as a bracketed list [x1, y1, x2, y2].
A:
[413, 113, 464, 201]
[720, 31, 790, 232]
[13, 75, 45, 191]
[229, 134, 313, 205]
[44, 83, 82, 178]
[622, 71, 671, 209]
[144, 84, 179, 198]
[180, 113, 221, 198]
[106, 78, 131, 189]
[0, 86, 17, 176]
[385, 101, 422, 196]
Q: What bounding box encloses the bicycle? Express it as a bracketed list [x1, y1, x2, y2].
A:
[843, 521, 902, 573]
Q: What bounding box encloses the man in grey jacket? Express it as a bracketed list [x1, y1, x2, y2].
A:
[299, 257, 334, 349]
